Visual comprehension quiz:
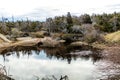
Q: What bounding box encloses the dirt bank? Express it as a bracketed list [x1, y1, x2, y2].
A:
[101, 45, 120, 64]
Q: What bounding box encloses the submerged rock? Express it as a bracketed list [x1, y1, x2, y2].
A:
[70, 50, 92, 56]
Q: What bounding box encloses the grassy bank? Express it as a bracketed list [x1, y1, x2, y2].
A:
[105, 31, 120, 43]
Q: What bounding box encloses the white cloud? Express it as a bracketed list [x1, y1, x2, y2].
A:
[0, 0, 120, 20]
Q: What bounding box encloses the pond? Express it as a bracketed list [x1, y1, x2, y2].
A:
[0, 46, 119, 80]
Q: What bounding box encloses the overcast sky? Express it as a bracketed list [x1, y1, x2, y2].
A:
[0, 0, 120, 21]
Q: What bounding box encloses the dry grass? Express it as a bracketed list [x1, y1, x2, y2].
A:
[105, 31, 120, 43]
[92, 42, 107, 49]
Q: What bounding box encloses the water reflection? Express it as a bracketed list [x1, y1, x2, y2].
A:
[0, 46, 101, 64]
[0, 46, 102, 80]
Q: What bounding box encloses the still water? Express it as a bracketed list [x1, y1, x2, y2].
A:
[0, 46, 102, 80]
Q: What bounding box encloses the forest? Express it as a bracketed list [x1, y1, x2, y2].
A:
[0, 12, 120, 43]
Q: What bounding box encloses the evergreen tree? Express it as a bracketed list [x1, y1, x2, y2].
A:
[66, 12, 73, 32]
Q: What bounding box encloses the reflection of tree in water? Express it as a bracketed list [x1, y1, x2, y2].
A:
[43, 47, 73, 64]
[1, 46, 37, 61]
[43, 46, 102, 64]
[35, 75, 69, 80]
[0, 46, 102, 64]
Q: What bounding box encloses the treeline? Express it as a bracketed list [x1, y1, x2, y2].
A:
[0, 12, 120, 35]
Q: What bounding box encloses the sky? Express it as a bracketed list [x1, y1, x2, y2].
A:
[0, 0, 120, 21]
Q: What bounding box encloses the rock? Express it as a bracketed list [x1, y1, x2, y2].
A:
[70, 50, 92, 56]
[30, 31, 50, 38]
[0, 39, 4, 43]
[13, 38, 41, 47]
[70, 41, 88, 46]
[0, 38, 41, 53]
[0, 33, 11, 43]
[16, 37, 32, 41]
[40, 37, 60, 47]
[58, 40, 66, 43]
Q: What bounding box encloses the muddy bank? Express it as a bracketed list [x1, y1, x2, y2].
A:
[95, 45, 120, 80]
[101, 45, 120, 64]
